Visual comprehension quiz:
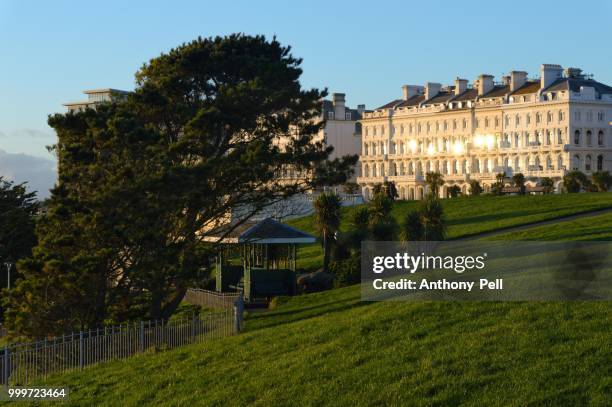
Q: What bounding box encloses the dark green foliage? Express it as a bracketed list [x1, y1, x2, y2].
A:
[512, 173, 526, 194]
[330, 255, 360, 288]
[400, 211, 424, 242]
[539, 177, 554, 194]
[419, 194, 447, 241]
[491, 172, 506, 196]
[447, 185, 461, 198]
[313, 193, 342, 272]
[563, 170, 589, 193]
[0, 178, 38, 322]
[469, 180, 482, 196]
[591, 171, 612, 192]
[6, 34, 355, 338]
[425, 172, 444, 196]
[342, 182, 360, 195]
[367, 192, 393, 225]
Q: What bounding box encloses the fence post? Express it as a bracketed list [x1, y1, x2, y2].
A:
[233, 295, 244, 333]
[191, 313, 197, 343]
[2, 345, 8, 390]
[79, 331, 84, 370]
[139, 321, 144, 353]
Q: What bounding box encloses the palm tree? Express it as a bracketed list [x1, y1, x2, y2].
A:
[512, 173, 526, 194]
[425, 172, 444, 197]
[313, 192, 342, 273]
[419, 194, 446, 241]
[469, 180, 482, 196]
[400, 211, 424, 242]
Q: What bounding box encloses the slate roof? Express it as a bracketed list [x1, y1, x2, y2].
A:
[423, 91, 455, 105]
[482, 85, 509, 98]
[510, 81, 541, 95]
[452, 88, 478, 102]
[203, 218, 315, 244]
[542, 78, 612, 94]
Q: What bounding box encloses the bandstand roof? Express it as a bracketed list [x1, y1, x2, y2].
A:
[202, 217, 316, 244]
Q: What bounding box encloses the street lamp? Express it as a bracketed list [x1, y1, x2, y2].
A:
[3, 262, 12, 290]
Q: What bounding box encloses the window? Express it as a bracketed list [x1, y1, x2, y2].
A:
[558, 111, 564, 121]
[463, 119, 467, 129]
[364, 144, 369, 155]
[505, 115, 509, 126]
[597, 155, 604, 171]
[557, 129, 563, 144]
[572, 154, 580, 170]
[575, 111, 581, 121]
[598, 130, 604, 146]
[586, 111, 593, 122]
[365, 127, 369, 136]
[485, 118, 489, 128]
[547, 111, 553, 123]
[345, 112, 351, 120]
[381, 126, 385, 135]
[574, 130, 581, 145]
[585, 155, 592, 172]
[597, 111, 604, 121]
[494, 117, 499, 127]
[327, 111, 334, 119]
[536, 112, 541, 124]
[526, 114, 531, 125]
[586, 130, 592, 145]
[400, 125, 404, 134]
[515, 115, 520, 126]
[453, 120, 457, 130]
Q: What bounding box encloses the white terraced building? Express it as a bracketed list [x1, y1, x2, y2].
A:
[358, 64, 612, 200]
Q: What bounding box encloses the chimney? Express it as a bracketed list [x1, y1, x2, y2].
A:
[424, 82, 441, 100]
[540, 64, 563, 89]
[402, 85, 423, 100]
[454, 78, 468, 95]
[332, 93, 346, 120]
[510, 71, 528, 92]
[477, 74, 494, 96]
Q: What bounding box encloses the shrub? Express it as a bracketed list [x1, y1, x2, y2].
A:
[330, 255, 361, 288]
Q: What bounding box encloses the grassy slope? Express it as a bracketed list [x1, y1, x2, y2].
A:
[291, 193, 612, 272]
[34, 288, 611, 406]
[17, 194, 612, 406]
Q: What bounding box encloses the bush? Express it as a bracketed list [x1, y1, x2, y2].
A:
[330, 256, 361, 288]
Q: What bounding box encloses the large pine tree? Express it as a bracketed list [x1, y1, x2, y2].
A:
[6, 34, 356, 338]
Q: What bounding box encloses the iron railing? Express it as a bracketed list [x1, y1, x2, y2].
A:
[183, 288, 242, 310]
[1, 309, 238, 387]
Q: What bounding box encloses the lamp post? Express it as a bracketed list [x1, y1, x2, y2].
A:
[3, 263, 11, 290]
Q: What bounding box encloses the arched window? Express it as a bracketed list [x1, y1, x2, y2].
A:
[598, 131, 604, 146]
[514, 156, 520, 171]
[408, 161, 414, 175]
[364, 164, 369, 177]
[574, 130, 581, 145]
[392, 162, 397, 176]
[585, 155, 592, 172]
[557, 155, 563, 170]
[400, 162, 405, 175]
[546, 155, 552, 169]
[586, 130, 592, 145]
[557, 129, 563, 144]
[364, 144, 369, 155]
[572, 154, 581, 170]
[597, 155, 604, 171]
[372, 165, 377, 177]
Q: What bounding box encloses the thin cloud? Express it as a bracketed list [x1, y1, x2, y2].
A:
[0, 149, 56, 199]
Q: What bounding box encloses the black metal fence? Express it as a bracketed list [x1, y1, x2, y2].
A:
[2, 309, 238, 387]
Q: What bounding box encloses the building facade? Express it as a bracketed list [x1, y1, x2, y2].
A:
[63, 88, 129, 112]
[277, 92, 365, 186]
[358, 64, 612, 200]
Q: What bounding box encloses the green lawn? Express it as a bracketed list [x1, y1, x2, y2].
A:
[484, 212, 612, 241]
[13, 193, 612, 406]
[30, 286, 611, 406]
[291, 193, 612, 272]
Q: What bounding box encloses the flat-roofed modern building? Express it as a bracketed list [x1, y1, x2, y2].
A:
[63, 88, 129, 112]
[358, 64, 612, 200]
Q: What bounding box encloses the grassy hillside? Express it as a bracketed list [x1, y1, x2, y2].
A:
[32, 286, 611, 406]
[14, 193, 612, 406]
[291, 193, 612, 272]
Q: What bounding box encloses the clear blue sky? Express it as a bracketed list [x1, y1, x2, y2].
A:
[2, 0, 612, 159]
